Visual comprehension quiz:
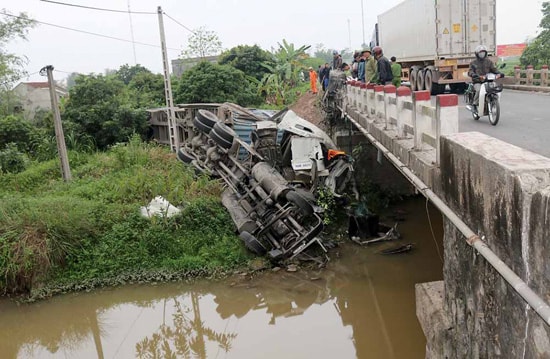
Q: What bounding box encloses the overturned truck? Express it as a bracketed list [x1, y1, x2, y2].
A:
[148, 104, 357, 263]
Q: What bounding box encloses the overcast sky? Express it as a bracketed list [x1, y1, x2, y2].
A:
[3, 0, 545, 83]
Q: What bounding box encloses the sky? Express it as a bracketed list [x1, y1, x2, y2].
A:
[2, 0, 545, 83]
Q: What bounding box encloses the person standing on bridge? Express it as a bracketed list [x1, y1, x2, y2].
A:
[467, 45, 503, 114]
[372, 46, 393, 85]
[390, 57, 402, 87]
[332, 50, 343, 71]
[308, 67, 318, 94]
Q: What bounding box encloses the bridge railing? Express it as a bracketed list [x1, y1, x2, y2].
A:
[345, 83, 458, 165]
[513, 65, 549, 86]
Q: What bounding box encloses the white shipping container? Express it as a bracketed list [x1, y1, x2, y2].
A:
[378, 0, 496, 62]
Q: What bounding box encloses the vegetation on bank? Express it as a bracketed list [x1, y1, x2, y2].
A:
[0, 136, 251, 298]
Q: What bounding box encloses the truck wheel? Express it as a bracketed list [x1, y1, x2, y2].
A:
[410, 68, 419, 91]
[196, 110, 219, 128]
[416, 68, 425, 91]
[209, 128, 234, 149]
[212, 122, 236, 143]
[177, 148, 195, 164]
[193, 116, 213, 134]
[240, 231, 267, 256]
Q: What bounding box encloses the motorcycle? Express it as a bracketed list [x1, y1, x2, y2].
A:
[465, 72, 504, 126]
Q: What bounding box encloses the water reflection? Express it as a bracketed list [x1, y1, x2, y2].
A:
[0, 197, 443, 359]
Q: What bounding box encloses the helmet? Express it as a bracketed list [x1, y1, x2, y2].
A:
[475, 45, 488, 59]
[372, 46, 383, 56]
[332, 50, 338, 55]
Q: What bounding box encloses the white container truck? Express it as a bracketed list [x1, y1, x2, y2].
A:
[371, 0, 496, 94]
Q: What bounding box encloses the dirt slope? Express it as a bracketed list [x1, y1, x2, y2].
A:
[289, 92, 324, 128]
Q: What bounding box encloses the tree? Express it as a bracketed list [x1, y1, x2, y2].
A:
[218, 45, 274, 81]
[259, 40, 311, 105]
[181, 27, 222, 59]
[520, 2, 550, 67]
[115, 64, 151, 85]
[128, 71, 165, 107]
[63, 74, 148, 150]
[174, 61, 261, 106]
[0, 11, 35, 87]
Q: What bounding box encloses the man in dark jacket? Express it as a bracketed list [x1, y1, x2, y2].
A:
[467, 45, 503, 113]
[372, 46, 393, 85]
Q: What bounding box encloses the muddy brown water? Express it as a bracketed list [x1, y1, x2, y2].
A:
[0, 196, 443, 359]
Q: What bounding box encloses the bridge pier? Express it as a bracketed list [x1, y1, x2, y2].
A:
[417, 132, 550, 358]
[335, 83, 550, 358]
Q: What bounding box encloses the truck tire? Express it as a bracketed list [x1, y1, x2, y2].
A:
[193, 116, 213, 134]
[285, 190, 314, 217]
[212, 122, 236, 143]
[177, 148, 195, 164]
[240, 231, 267, 256]
[196, 109, 219, 128]
[209, 128, 233, 149]
[410, 68, 419, 91]
[416, 68, 425, 91]
[425, 70, 444, 95]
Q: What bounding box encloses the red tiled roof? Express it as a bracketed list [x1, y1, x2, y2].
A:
[24, 82, 50, 89]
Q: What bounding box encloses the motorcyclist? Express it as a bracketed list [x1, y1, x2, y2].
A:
[467, 45, 503, 114]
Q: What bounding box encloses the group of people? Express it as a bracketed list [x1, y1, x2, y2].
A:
[349, 47, 402, 87]
[308, 47, 403, 95]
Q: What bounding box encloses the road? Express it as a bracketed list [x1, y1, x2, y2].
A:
[456, 89, 550, 158]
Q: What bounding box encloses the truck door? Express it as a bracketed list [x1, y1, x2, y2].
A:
[435, 0, 467, 57]
[464, 0, 496, 54]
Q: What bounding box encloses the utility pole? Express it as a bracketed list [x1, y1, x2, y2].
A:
[157, 6, 179, 152]
[361, 0, 366, 47]
[347, 19, 352, 51]
[128, 0, 137, 64]
[40, 65, 71, 182]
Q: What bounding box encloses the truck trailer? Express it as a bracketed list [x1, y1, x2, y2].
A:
[370, 0, 496, 94]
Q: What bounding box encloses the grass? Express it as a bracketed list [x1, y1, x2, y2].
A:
[0, 136, 251, 298]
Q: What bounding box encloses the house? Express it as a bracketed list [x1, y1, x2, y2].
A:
[12, 82, 68, 120]
[171, 55, 219, 77]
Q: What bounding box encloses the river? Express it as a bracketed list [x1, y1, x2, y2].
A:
[0, 196, 443, 359]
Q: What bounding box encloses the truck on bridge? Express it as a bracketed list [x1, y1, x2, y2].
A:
[370, 0, 496, 94]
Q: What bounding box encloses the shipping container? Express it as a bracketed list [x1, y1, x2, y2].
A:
[374, 0, 496, 94]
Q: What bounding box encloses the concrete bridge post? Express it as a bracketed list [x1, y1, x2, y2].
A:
[374, 85, 385, 122]
[396, 86, 412, 138]
[366, 84, 376, 117]
[435, 94, 458, 165]
[527, 65, 534, 85]
[514, 66, 521, 85]
[359, 83, 368, 114]
[383, 85, 397, 130]
[541, 65, 549, 87]
[412, 90, 431, 151]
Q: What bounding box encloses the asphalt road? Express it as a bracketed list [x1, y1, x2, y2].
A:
[456, 89, 550, 158]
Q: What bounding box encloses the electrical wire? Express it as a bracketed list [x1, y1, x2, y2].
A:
[425, 197, 444, 263]
[39, 0, 156, 15]
[163, 12, 196, 34]
[0, 11, 180, 51]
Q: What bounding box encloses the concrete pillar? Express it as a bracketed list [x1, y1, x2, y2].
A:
[435, 94, 458, 165]
[527, 65, 534, 85]
[359, 83, 368, 114]
[412, 90, 431, 150]
[541, 65, 548, 87]
[383, 85, 397, 130]
[514, 66, 521, 85]
[374, 85, 385, 121]
[420, 132, 550, 358]
[396, 86, 412, 138]
[366, 83, 376, 118]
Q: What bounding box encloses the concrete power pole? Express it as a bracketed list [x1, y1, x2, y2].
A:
[157, 6, 180, 152]
[40, 65, 71, 182]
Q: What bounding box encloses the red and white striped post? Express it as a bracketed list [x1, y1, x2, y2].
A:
[374, 85, 385, 121]
[366, 83, 376, 117]
[396, 86, 412, 138]
[383, 85, 397, 130]
[412, 90, 431, 150]
[435, 94, 459, 165]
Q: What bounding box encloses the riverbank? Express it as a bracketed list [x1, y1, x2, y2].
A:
[0, 136, 255, 299]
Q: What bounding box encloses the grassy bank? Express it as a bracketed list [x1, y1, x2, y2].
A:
[0, 136, 251, 299]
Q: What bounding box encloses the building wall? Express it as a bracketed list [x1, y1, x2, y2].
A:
[171, 56, 219, 77]
[13, 84, 66, 121]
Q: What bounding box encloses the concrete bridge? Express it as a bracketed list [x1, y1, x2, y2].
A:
[337, 83, 550, 358]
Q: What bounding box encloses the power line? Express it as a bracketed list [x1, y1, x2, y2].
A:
[0, 11, 180, 51]
[163, 12, 196, 34]
[39, 0, 156, 15]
